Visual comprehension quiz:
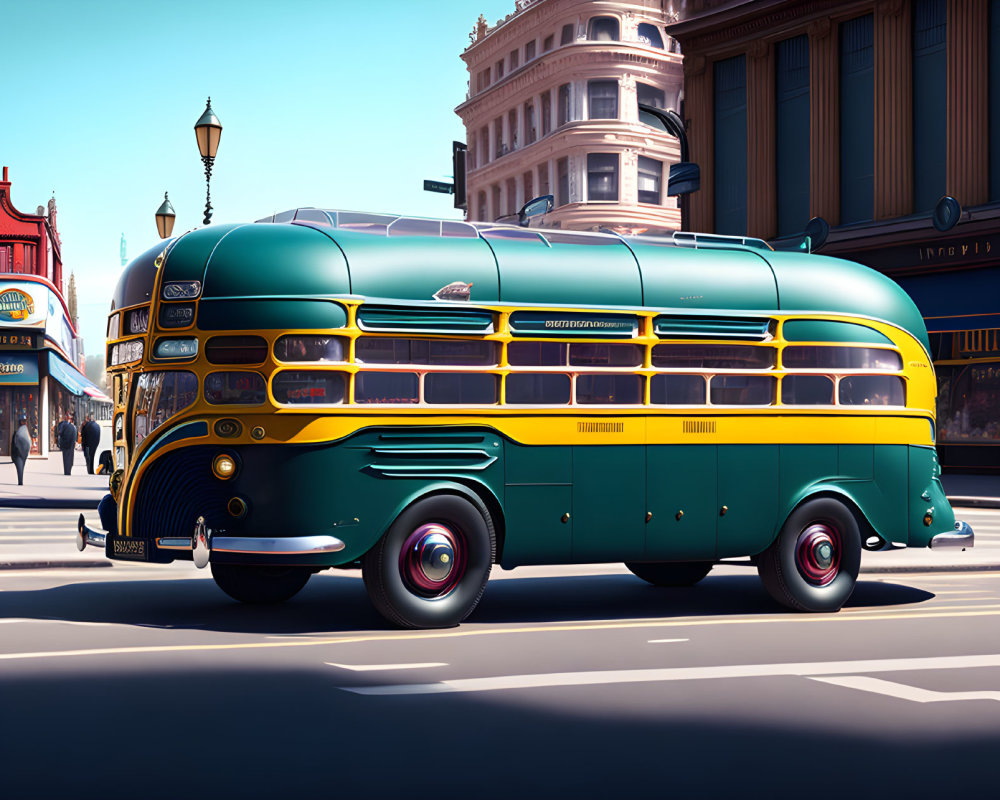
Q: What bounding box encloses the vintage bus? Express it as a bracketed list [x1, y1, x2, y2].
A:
[77, 210, 973, 628]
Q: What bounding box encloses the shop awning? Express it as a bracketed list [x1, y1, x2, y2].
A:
[48, 352, 111, 401]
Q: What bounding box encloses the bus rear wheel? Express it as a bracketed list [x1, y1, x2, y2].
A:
[625, 561, 713, 587]
[362, 494, 495, 629]
[210, 563, 312, 604]
[757, 497, 861, 612]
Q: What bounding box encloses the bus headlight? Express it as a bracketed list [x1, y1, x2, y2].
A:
[154, 338, 198, 359]
[212, 454, 237, 480]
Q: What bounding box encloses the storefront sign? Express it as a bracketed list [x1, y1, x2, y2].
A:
[958, 329, 1000, 357]
[0, 353, 39, 384]
[840, 234, 1000, 273]
[0, 289, 35, 322]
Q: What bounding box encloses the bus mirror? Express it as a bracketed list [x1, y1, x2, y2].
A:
[804, 216, 830, 251]
[518, 195, 554, 227]
[667, 162, 700, 197]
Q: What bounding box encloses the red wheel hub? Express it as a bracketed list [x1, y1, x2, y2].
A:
[795, 523, 840, 586]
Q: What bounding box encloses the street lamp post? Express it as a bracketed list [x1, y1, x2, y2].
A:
[193, 97, 222, 225]
[155, 192, 176, 239]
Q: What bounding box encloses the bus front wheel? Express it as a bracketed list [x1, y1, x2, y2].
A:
[362, 494, 495, 629]
[210, 563, 312, 604]
[624, 561, 713, 587]
[757, 498, 861, 612]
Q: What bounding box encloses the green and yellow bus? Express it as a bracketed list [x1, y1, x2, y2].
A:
[77, 209, 973, 628]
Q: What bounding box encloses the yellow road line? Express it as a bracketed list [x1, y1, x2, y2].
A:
[2, 606, 1000, 661]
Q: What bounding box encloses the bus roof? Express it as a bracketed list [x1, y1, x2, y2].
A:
[115, 211, 928, 351]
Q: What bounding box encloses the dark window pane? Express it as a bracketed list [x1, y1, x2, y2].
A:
[782, 375, 834, 405]
[714, 55, 748, 235]
[355, 372, 419, 404]
[651, 374, 706, 404]
[653, 344, 776, 369]
[913, 0, 947, 212]
[206, 335, 268, 364]
[587, 153, 619, 201]
[569, 343, 642, 367]
[508, 341, 568, 366]
[588, 80, 618, 119]
[425, 373, 498, 404]
[356, 338, 497, 366]
[839, 375, 905, 406]
[576, 374, 642, 404]
[204, 372, 266, 405]
[274, 335, 346, 362]
[561, 23, 575, 45]
[991, 0, 1000, 200]
[710, 375, 774, 405]
[782, 346, 902, 370]
[272, 371, 345, 405]
[775, 35, 810, 236]
[506, 373, 571, 404]
[637, 156, 662, 204]
[637, 83, 666, 109]
[587, 16, 619, 41]
[637, 23, 664, 48]
[839, 15, 874, 223]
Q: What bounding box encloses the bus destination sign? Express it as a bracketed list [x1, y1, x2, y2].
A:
[0, 333, 35, 348]
[509, 311, 639, 338]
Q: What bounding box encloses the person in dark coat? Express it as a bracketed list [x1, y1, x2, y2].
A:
[57, 412, 77, 476]
[11, 416, 31, 486]
[81, 413, 101, 475]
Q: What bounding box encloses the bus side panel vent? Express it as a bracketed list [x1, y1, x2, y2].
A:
[682, 420, 716, 434]
[577, 422, 624, 433]
[654, 315, 774, 341]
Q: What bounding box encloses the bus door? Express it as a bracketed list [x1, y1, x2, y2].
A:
[571, 445, 645, 561]
[645, 445, 717, 560]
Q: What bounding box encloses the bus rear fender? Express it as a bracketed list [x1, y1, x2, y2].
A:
[771, 486, 886, 555]
[375, 480, 503, 564]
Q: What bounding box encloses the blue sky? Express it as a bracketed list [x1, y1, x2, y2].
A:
[3, 0, 513, 357]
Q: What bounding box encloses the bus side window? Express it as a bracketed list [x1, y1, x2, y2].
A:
[205, 372, 267, 405]
[508, 341, 568, 366]
[425, 373, 499, 404]
[505, 373, 571, 404]
[273, 371, 346, 404]
[275, 335, 346, 363]
[710, 375, 774, 405]
[576, 374, 643, 404]
[355, 372, 419, 404]
[782, 346, 901, 370]
[650, 374, 706, 404]
[569, 343, 642, 367]
[838, 375, 905, 406]
[781, 375, 834, 405]
[652, 343, 776, 369]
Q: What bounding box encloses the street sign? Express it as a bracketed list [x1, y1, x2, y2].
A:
[423, 180, 454, 194]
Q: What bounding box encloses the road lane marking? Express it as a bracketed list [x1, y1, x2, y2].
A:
[340, 653, 1000, 696]
[810, 675, 1000, 704]
[325, 662, 448, 671]
[648, 638, 689, 644]
[3, 608, 1000, 661]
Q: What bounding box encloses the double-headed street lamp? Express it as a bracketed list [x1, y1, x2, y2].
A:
[194, 97, 223, 225]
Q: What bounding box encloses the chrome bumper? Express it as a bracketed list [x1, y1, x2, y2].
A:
[158, 517, 346, 568]
[930, 520, 975, 549]
[75, 514, 106, 551]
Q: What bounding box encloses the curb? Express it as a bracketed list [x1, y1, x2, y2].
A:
[0, 560, 112, 570]
[947, 496, 1000, 510]
[0, 498, 102, 510]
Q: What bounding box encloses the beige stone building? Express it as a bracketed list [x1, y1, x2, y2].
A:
[456, 0, 683, 233]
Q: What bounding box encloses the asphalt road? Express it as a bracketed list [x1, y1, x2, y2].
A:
[2, 509, 1000, 798]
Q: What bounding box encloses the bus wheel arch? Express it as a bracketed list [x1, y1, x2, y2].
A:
[361, 490, 496, 629]
[757, 494, 863, 613]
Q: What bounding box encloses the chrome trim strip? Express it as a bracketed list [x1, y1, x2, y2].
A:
[156, 537, 193, 550]
[212, 535, 345, 555]
[930, 521, 975, 549]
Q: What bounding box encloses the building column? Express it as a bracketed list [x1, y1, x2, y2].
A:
[747, 40, 776, 239]
[874, 0, 913, 220]
[685, 54, 713, 232]
[947, 0, 988, 206]
[808, 17, 840, 226]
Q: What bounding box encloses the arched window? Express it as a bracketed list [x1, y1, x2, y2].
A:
[587, 16, 619, 41]
[637, 23, 664, 48]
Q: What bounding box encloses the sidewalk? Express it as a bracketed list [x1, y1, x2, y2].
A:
[0, 456, 997, 574]
[0, 448, 107, 509]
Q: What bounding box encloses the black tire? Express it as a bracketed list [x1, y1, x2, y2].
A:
[362, 494, 495, 629]
[757, 497, 861, 612]
[211, 563, 311, 604]
[624, 561, 714, 587]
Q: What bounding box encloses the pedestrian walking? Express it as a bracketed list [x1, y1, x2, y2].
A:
[57, 412, 77, 476]
[11, 416, 30, 486]
[81, 413, 101, 474]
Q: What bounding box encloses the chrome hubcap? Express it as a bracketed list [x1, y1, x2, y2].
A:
[795, 523, 840, 586]
[400, 523, 465, 597]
